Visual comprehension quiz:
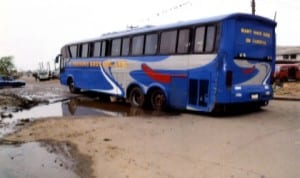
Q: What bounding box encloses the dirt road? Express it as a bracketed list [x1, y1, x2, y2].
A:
[3, 100, 300, 178]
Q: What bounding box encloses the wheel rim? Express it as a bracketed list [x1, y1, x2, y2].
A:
[132, 92, 142, 106]
[130, 88, 145, 107]
[151, 90, 166, 110]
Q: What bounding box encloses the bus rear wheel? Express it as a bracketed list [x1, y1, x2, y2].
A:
[150, 89, 166, 110]
[129, 87, 145, 108]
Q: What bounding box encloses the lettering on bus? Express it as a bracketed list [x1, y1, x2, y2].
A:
[70, 60, 128, 68]
[240, 27, 271, 46]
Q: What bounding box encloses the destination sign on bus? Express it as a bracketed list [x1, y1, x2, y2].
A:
[240, 27, 272, 46]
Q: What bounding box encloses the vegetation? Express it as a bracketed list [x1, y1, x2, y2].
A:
[0, 56, 16, 76]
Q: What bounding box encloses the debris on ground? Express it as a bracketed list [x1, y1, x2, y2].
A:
[0, 93, 47, 109]
[273, 82, 300, 98]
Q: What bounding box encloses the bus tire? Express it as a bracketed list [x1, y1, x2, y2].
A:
[68, 78, 79, 93]
[150, 88, 166, 110]
[129, 87, 145, 108]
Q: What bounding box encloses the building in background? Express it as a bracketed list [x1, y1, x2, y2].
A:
[274, 46, 300, 82]
[276, 46, 300, 64]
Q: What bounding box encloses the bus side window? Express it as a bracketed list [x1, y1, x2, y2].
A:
[160, 30, 177, 54]
[177, 29, 190, 54]
[101, 41, 106, 57]
[81, 43, 89, 58]
[69, 45, 77, 58]
[205, 25, 216, 52]
[102, 40, 111, 57]
[111, 38, 121, 56]
[132, 35, 144, 56]
[121, 37, 130, 56]
[194, 27, 205, 53]
[88, 42, 94, 57]
[145, 33, 158, 55]
[93, 41, 101, 57]
[61, 46, 69, 59]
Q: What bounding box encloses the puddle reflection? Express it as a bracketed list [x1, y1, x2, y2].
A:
[63, 98, 147, 117]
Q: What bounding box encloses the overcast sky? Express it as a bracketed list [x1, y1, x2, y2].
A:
[1, 0, 300, 71]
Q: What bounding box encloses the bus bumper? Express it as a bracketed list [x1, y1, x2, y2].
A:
[230, 85, 273, 103]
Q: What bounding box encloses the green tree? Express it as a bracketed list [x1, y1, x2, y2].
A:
[0, 56, 16, 76]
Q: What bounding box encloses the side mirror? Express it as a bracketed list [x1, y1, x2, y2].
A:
[55, 54, 61, 63]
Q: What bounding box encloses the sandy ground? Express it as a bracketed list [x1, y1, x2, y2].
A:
[3, 99, 300, 178]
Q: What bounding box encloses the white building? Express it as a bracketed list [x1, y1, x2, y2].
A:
[276, 46, 300, 63]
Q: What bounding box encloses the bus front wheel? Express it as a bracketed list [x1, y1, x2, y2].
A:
[129, 87, 145, 108]
[68, 78, 79, 93]
[150, 89, 166, 110]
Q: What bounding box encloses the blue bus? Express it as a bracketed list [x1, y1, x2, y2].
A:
[56, 13, 277, 112]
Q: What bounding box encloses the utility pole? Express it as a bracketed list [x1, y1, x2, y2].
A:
[251, 0, 256, 15]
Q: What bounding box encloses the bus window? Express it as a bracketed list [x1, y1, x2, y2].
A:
[205, 26, 216, 52]
[81, 43, 89, 58]
[132, 35, 144, 56]
[111, 38, 121, 56]
[61, 46, 69, 59]
[194, 27, 205, 53]
[160, 30, 177, 54]
[70, 45, 77, 58]
[177, 29, 190, 53]
[93, 42, 101, 57]
[101, 41, 111, 57]
[121, 37, 130, 56]
[88, 42, 94, 57]
[145, 33, 158, 55]
[101, 41, 106, 57]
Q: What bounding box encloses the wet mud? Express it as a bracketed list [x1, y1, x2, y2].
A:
[0, 139, 93, 178]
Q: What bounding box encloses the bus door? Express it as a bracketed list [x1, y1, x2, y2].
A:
[187, 72, 212, 111]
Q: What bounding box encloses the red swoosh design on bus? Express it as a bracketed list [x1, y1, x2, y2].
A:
[141, 63, 187, 84]
[242, 66, 256, 74]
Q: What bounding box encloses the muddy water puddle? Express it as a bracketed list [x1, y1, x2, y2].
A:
[0, 97, 176, 137]
[0, 141, 80, 178]
[0, 96, 172, 178]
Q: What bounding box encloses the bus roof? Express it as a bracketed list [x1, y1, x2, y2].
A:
[66, 13, 276, 45]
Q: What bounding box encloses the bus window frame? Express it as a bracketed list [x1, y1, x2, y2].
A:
[93, 41, 102, 57]
[111, 38, 122, 57]
[204, 25, 217, 53]
[194, 26, 206, 53]
[193, 23, 218, 54]
[69, 45, 78, 58]
[81, 43, 89, 58]
[177, 28, 191, 54]
[159, 29, 178, 55]
[101, 40, 112, 57]
[88, 42, 94, 57]
[144, 33, 158, 55]
[132, 34, 145, 56]
[121, 37, 131, 56]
